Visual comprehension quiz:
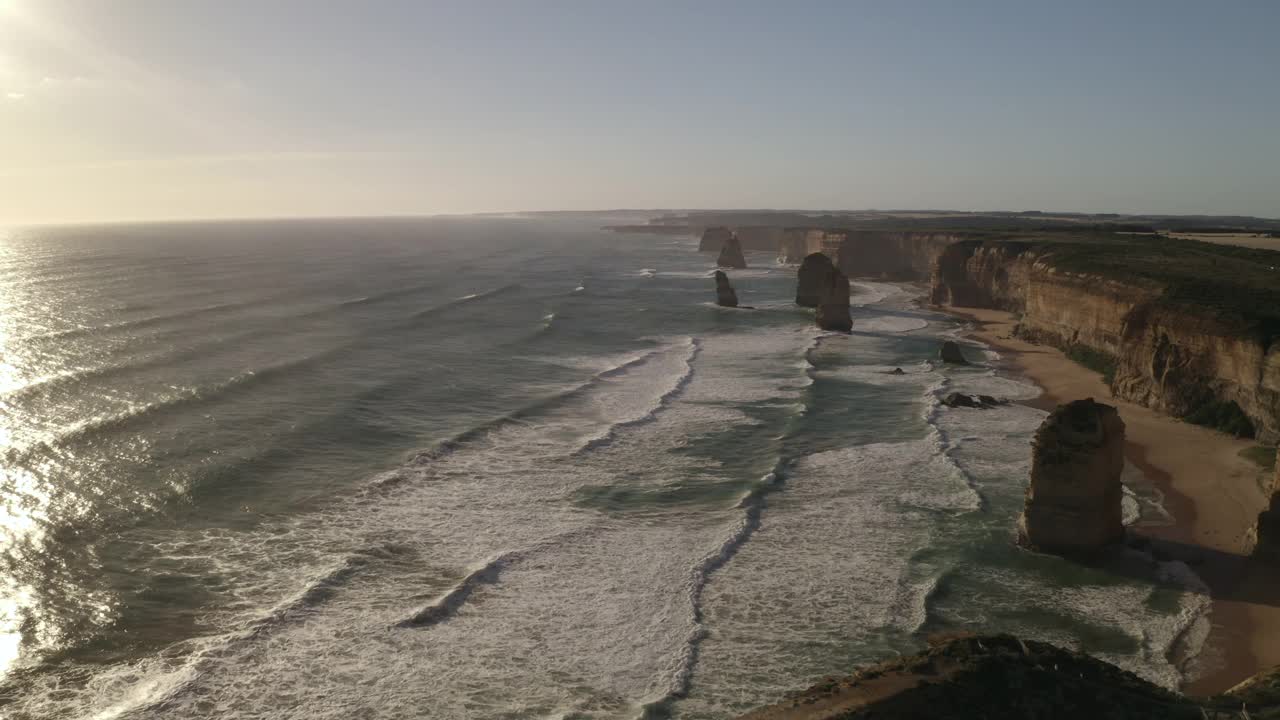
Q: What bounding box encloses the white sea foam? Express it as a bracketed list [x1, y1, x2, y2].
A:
[9, 326, 821, 720]
[851, 316, 929, 333]
[676, 439, 969, 717]
[12, 273, 1215, 719]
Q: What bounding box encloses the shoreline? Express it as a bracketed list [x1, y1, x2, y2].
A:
[942, 305, 1275, 696]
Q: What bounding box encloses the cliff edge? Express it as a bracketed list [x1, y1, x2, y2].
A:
[927, 236, 1280, 442]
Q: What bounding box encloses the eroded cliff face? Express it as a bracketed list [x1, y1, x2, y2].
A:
[780, 228, 826, 263]
[734, 226, 785, 252]
[929, 241, 1280, 442]
[836, 231, 966, 280]
[1113, 305, 1280, 439]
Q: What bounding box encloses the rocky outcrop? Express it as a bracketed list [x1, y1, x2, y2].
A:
[1248, 449, 1280, 561]
[738, 633, 1273, 719]
[941, 393, 1006, 409]
[717, 234, 747, 269]
[714, 270, 739, 308]
[699, 226, 733, 252]
[939, 341, 969, 365]
[1017, 399, 1126, 557]
[815, 266, 852, 332]
[795, 253, 834, 307]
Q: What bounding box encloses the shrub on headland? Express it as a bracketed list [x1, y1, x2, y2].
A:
[1185, 399, 1255, 438]
[1064, 344, 1117, 386]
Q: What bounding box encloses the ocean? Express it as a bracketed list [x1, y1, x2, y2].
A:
[0, 216, 1207, 719]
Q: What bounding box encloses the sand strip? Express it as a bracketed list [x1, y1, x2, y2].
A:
[944, 305, 1277, 695]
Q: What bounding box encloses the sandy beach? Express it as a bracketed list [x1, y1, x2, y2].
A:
[947, 305, 1279, 696]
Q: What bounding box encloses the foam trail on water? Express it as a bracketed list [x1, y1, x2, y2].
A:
[396, 550, 521, 628]
[409, 283, 521, 320]
[575, 337, 700, 454]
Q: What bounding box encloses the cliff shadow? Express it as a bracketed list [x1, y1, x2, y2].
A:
[1090, 534, 1280, 609]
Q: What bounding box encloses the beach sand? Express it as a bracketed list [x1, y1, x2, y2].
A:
[947, 305, 1279, 696]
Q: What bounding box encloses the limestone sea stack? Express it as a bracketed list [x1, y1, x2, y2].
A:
[717, 233, 747, 269]
[795, 252, 834, 307]
[939, 340, 970, 365]
[1248, 448, 1280, 560]
[713, 270, 739, 308]
[815, 266, 852, 332]
[698, 226, 733, 252]
[1017, 398, 1126, 557]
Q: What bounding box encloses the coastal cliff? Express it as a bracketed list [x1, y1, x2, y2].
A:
[748, 221, 1280, 441]
[925, 238, 1280, 442]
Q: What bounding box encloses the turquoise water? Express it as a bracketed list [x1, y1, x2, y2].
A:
[0, 216, 1205, 718]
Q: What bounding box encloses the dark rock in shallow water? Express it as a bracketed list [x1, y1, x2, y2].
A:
[713, 270, 739, 308]
[939, 341, 970, 365]
[940, 393, 1006, 409]
[795, 252, 834, 307]
[942, 392, 981, 409]
[738, 634, 1221, 719]
[815, 266, 851, 332]
[717, 234, 748, 269]
[889, 367, 905, 375]
[1017, 398, 1125, 557]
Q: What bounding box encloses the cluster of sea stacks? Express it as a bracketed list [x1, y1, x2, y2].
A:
[700, 224, 1272, 568]
[655, 212, 1280, 442]
[704, 228, 850, 328]
[684, 217, 1280, 717]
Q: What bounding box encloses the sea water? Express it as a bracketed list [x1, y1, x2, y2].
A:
[0, 216, 1207, 719]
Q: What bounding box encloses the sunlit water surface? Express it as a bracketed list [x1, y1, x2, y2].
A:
[0, 217, 1205, 719]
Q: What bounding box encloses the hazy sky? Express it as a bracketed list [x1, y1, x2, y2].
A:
[2, 1, 1278, 224]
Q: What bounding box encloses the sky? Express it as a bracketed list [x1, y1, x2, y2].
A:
[1, 0, 1278, 224]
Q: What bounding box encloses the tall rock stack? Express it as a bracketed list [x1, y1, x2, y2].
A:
[699, 226, 733, 252]
[815, 266, 852, 332]
[1248, 448, 1280, 561]
[713, 270, 739, 308]
[716, 233, 747, 269]
[795, 252, 835, 307]
[1017, 398, 1126, 557]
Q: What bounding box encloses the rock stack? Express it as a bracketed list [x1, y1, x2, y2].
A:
[698, 226, 733, 252]
[713, 270, 738, 308]
[939, 341, 970, 365]
[716, 233, 747, 269]
[815, 265, 852, 332]
[1248, 448, 1280, 561]
[795, 252, 834, 307]
[1017, 398, 1126, 557]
